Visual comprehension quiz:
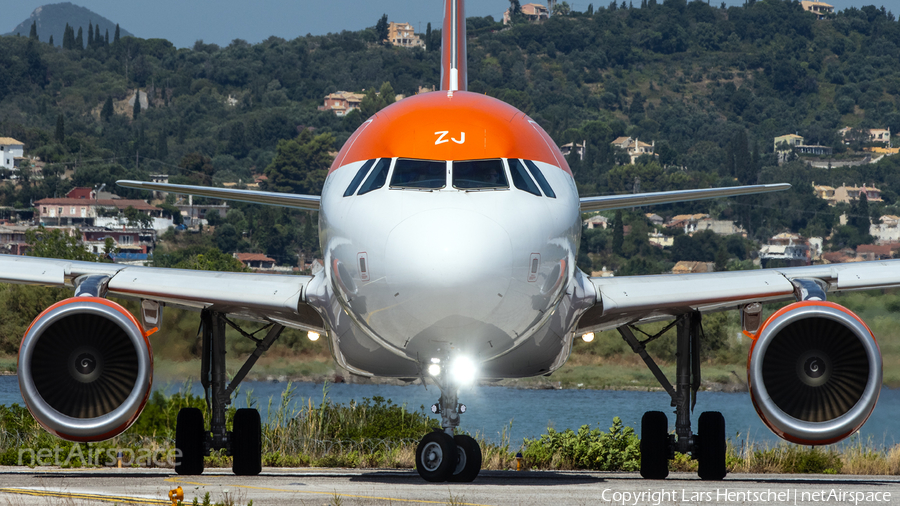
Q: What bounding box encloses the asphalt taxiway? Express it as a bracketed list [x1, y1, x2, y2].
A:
[1, 467, 899, 506]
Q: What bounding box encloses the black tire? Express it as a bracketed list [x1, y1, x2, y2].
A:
[232, 408, 262, 476]
[175, 407, 206, 475]
[448, 434, 481, 482]
[415, 431, 457, 482]
[697, 411, 727, 481]
[640, 411, 669, 479]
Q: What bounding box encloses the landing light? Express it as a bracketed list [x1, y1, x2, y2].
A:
[582, 333, 595, 343]
[428, 363, 442, 376]
[450, 356, 477, 385]
[307, 331, 320, 342]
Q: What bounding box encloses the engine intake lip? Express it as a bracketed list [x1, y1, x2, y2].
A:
[748, 303, 882, 444]
[18, 299, 152, 440]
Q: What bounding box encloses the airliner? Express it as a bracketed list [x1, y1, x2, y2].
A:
[3, 0, 891, 483]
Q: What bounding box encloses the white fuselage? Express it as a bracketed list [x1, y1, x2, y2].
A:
[306, 157, 593, 379]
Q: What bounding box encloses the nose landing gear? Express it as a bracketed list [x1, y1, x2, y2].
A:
[415, 371, 481, 482]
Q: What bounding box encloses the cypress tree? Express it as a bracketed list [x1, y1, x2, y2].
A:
[88, 22, 94, 47]
[132, 91, 141, 119]
[29, 21, 38, 41]
[114, 24, 120, 43]
[156, 131, 168, 159]
[55, 114, 65, 144]
[48, 35, 54, 46]
[75, 27, 83, 49]
[612, 210, 624, 255]
[95, 25, 101, 47]
[101, 96, 114, 122]
[425, 23, 432, 52]
[104, 29, 109, 45]
[63, 24, 73, 49]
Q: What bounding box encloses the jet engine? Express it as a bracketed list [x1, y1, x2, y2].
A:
[747, 301, 881, 445]
[17, 297, 153, 442]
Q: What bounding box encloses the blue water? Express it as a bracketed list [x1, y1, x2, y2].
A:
[2, 375, 899, 448]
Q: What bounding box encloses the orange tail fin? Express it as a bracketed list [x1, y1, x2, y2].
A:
[440, 0, 467, 92]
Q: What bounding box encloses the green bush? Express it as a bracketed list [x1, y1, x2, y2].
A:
[522, 417, 640, 471]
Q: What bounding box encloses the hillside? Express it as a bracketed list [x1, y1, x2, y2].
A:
[0, 0, 897, 276]
[6, 2, 132, 47]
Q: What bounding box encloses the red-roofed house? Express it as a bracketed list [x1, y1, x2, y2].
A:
[856, 244, 893, 261]
[234, 253, 276, 270]
[34, 198, 164, 227]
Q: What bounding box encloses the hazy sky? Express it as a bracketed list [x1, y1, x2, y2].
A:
[4, 0, 894, 49]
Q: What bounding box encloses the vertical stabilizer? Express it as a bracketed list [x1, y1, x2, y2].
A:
[440, 0, 467, 92]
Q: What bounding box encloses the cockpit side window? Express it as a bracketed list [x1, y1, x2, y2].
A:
[390, 159, 446, 189]
[523, 160, 556, 198]
[509, 159, 541, 196]
[343, 159, 376, 197]
[357, 158, 391, 195]
[452, 159, 508, 190]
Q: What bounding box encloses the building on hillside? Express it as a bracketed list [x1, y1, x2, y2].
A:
[774, 134, 832, 161]
[759, 233, 810, 267]
[812, 182, 835, 202]
[665, 214, 709, 234]
[0, 224, 31, 255]
[0, 138, 24, 170]
[610, 137, 657, 164]
[800, 1, 834, 19]
[695, 218, 745, 236]
[387, 22, 424, 48]
[318, 91, 366, 116]
[176, 201, 229, 227]
[856, 244, 893, 261]
[648, 231, 673, 248]
[503, 3, 550, 24]
[645, 213, 664, 226]
[560, 141, 585, 161]
[870, 215, 900, 243]
[34, 198, 164, 227]
[583, 214, 608, 229]
[81, 227, 156, 257]
[66, 187, 96, 200]
[838, 127, 892, 147]
[234, 252, 277, 271]
[774, 134, 804, 151]
[671, 261, 715, 274]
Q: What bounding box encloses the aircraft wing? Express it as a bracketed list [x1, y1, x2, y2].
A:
[0, 255, 324, 331]
[116, 180, 321, 210]
[579, 183, 790, 212]
[576, 259, 900, 332]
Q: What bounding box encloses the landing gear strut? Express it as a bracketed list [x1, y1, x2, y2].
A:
[415, 371, 481, 482]
[618, 311, 727, 480]
[175, 310, 284, 476]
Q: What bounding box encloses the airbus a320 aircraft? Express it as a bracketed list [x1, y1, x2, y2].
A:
[4, 0, 893, 483]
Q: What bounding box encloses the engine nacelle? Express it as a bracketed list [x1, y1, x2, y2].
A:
[747, 301, 881, 445]
[18, 297, 153, 442]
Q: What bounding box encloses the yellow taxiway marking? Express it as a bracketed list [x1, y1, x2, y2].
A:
[166, 478, 492, 506]
[0, 487, 169, 505]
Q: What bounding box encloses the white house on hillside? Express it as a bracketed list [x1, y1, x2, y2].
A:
[0, 138, 24, 170]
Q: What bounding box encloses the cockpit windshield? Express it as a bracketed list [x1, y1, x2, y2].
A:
[390, 159, 446, 189]
[452, 159, 508, 190]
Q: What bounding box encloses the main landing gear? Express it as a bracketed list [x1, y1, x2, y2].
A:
[617, 311, 727, 480]
[175, 310, 285, 476]
[415, 373, 482, 482]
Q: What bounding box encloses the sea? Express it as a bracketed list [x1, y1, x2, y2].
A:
[2, 375, 898, 448]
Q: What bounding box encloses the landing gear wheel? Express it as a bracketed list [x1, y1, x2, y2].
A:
[640, 411, 669, 479]
[232, 408, 262, 476]
[448, 434, 481, 482]
[697, 411, 726, 480]
[175, 407, 205, 475]
[415, 431, 457, 482]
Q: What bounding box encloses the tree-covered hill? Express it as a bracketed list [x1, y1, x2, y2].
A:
[0, 0, 898, 272]
[6, 2, 133, 48]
